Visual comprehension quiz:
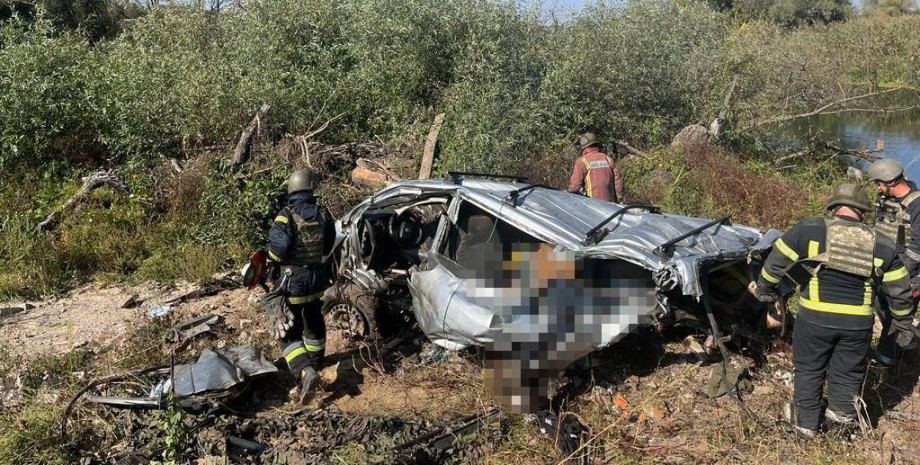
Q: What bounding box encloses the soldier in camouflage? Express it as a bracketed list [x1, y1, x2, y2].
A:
[868, 158, 920, 366]
[755, 184, 914, 437]
[266, 169, 335, 404]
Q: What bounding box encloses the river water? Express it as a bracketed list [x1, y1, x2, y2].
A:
[774, 91, 920, 180]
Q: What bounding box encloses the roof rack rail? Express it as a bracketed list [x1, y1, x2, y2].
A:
[505, 184, 557, 206]
[444, 171, 529, 185]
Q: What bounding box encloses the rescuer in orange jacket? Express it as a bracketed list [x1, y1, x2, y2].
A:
[567, 133, 626, 203]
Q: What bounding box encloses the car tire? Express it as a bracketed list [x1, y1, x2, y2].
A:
[323, 283, 379, 338]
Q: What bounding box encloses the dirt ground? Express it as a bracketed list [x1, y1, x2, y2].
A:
[2, 282, 920, 464]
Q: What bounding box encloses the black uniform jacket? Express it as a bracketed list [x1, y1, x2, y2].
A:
[758, 216, 914, 330]
[267, 192, 335, 298]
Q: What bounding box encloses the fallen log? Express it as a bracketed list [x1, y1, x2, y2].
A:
[233, 103, 271, 165]
[39, 170, 129, 232]
[614, 139, 646, 158]
[351, 158, 402, 187]
[419, 113, 446, 180]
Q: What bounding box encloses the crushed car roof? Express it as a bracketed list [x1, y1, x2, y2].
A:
[343, 178, 782, 296]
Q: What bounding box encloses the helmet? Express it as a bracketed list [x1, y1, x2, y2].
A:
[825, 183, 872, 212]
[867, 158, 904, 183]
[577, 133, 600, 152]
[288, 169, 319, 194]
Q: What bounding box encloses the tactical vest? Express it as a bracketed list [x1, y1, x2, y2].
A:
[787, 218, 877, 289]
[875, 191, 920, 249]
[285, 207, 326, 267]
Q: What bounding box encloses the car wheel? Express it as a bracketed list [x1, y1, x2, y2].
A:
[323, 284, 379, 338]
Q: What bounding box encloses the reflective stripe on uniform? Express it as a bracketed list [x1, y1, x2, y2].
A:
[303, 338, 326, 352]
[761, 268, 781, 284]
[891, 306, 914, 318]
[907, 248, 920, 261]
[283, 342, 308, 363]
[288, 291, 324, 305]
[883, 266, 908, 282]
[275, 215, 289, 224]
[775, 238, 800, 261]
[799, 298, 874, 316]
[874, 257, 884, 268]
[581, 158, 593, 198]
[269, 250, 283, 262]
[808, 240, 819, 258]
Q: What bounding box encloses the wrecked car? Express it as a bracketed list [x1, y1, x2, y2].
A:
[322, 172, 781, 411]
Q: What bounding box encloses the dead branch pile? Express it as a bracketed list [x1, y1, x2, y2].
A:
[39, 170, 129, 232]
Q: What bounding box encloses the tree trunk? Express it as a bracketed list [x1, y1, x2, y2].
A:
[233, 103, 271, 165]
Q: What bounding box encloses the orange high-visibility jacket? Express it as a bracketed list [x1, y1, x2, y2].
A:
[567, 147, 625, 202]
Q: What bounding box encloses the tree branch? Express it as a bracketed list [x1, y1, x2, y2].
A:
[741, 87, 908, 132]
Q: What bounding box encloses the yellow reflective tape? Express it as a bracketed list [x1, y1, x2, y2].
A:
[582, 158, 593, 198]
[874, 257, 884, 268]
[284, 346, 307, 363]
[808, 240, 819, 258]
[800, 298, 874, 316]
[883, 266, 908, 282]
[275, 215, 289, 224]
[268, 250, 282, 262]
[891, 307, 913, 317]
[864, 282, 873, 306]
[304, 342, 325, 352]
[761, 268, 781, 284]
[287, 291, 324, 305]
[775, 238, 800, 261]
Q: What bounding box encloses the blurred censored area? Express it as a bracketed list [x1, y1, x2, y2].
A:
[448, 222, 656, 413]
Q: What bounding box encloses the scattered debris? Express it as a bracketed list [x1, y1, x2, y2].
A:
[170, 314, 225, 343]
[163, 275, 239, 305]
[120, 294, 141, 309]
[705, 363, 753, 399]
[147, 305, 174, 318]
[0, 302, 33, 318]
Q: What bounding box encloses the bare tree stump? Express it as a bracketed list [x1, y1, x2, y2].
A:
[38, 170, 129, 231]
[419, 113, 446, 180]
[233, 103, 271, 165]
[671, 125, 711, 148]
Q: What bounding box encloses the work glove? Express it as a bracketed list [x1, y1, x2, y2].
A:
[753, 280, 778, 303]
[263, 274, 295, 340]
[889, 317, 918, 351]
[265, 300, 295, 340]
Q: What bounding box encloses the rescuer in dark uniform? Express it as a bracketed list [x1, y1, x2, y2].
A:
[754, 184, 914, 437]
[265, 169, 335, 404]
[868, 158, 920, 366]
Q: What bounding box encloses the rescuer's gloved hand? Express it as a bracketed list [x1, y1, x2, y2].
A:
[910, 275, 920, 299]
[890, 317, 918, 350]
[753, 281, 778, 303]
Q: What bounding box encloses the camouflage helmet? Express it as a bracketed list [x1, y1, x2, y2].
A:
[288, 169, 319, 194]
[867, 158, 904, 183]
[826, 183, 872, 212]
[577, 133, 601, 151]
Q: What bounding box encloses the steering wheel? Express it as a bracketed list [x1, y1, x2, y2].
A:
[389, 211, 424, 248]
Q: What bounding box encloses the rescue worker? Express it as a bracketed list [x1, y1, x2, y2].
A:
[868, 158, 920, 366]
[754, 184, 914, 437]
[266, 169, 335, 404]
[567, 133, 626, 203]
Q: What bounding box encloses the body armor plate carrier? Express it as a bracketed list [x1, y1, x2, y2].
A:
[286, 207, 326, 267]
[787, 218, 877, 289]
[876, 191, 920, 249]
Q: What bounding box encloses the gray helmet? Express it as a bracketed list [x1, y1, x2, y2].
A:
[288, 169, 319, 194]
[578, 133, 600, 151]
[867, 158, 904, 183]
[826, 183, 872, 212]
